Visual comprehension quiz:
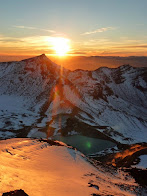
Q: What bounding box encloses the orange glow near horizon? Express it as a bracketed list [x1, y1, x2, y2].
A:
[1, 35, 147, 58]
[1, 51, 147, 59]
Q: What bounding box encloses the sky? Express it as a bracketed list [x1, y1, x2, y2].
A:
[0, 0, 147, 57]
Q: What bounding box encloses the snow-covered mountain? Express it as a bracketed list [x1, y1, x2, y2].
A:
[0, 138, 145, 196]
[0, 54, 147, 144]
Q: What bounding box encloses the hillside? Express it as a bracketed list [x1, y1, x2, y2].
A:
[0, 138, 145, 196]
[0, 54, 146, 144]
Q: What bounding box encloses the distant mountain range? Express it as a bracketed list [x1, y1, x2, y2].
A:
[1, 55, 147, 70]
[50, 55, 147, 70]
[0, 54, 147, 144]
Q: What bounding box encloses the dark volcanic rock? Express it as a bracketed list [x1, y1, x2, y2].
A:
[123, 168, 147, 186]
[2, 189, 29, 196]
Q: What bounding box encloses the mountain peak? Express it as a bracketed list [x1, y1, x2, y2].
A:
[40, 53, 46, 57]
[38, 53, 47, 59]
[21, 54, 49, 62]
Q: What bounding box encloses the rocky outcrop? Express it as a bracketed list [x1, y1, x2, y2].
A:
[2, 189, 29, 196]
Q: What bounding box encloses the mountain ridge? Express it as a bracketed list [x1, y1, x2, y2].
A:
[0, 54, 146, 144]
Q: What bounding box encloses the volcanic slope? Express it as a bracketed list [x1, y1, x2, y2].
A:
[0, 54, 146, 143]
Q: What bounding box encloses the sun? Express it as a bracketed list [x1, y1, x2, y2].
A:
[51, 37, 70, 56]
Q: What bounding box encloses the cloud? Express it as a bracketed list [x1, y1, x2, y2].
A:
[113, 44, 147, 48]
[12, 25, 55, 33]
[13, 25, 36, 30]
[69, 50, 87, 55]
[81, 27, 115, 35]
[0, 34, 71, 55]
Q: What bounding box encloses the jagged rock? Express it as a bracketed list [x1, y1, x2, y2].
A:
[2, 189, 29, 196]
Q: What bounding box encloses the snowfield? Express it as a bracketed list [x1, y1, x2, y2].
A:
[0, 138, 145, 196]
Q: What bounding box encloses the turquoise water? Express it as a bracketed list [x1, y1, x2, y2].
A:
[53, 135, 115, 155]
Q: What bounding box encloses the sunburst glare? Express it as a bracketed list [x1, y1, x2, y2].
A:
[47, 37, 71, 56]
